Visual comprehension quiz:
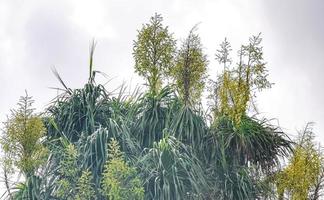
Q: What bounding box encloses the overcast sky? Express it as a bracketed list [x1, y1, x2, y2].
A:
[0, 0, 323, 144]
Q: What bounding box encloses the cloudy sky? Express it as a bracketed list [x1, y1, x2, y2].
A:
[0, 0, 323, 144]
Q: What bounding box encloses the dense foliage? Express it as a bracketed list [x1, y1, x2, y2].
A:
[276, 123, 323, 200]
[133, 13, 176, 95]
[1, 14, 323, 200]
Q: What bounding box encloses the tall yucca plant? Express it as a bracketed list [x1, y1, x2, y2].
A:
[169, 25, 208, 106]
[46, 75, 112, 142]
[132, 13, 178, 148]
[138, 135, 208, 200]
[134, 86, 178, 148]
[44, 42, 142, 199]
[204, 115, 291, 199]
[133, 13, 176, 96]
[210, 115, 291, 171]
[47, 43, 136, 146]
[47, 42, 103, 140]
[202, 35, 292, 199]
[169, 25, 208, 151]
[170, 105, 207, 152]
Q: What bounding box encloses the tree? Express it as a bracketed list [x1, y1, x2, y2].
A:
[205, 115, 291, 199]
[170, 25, 208, 106]
[0, 92, 47, 178]
[276, 123, 322, 200]
[205, 35, 291, 199]
[133, 13, 176, 95]
[133, 14, 177, 148]
[214, 34, 272, 127]
[101, 138, 144, 200]
[138, 135, 208, 200]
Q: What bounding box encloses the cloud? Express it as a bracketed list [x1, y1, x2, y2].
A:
[256, 0, 324, 138]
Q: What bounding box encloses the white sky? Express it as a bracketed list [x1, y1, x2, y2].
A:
[0, 0, 323, 193]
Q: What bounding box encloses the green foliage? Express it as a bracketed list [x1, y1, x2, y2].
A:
[133, 13, 176, 95]
[210, 116, 291, 170]
[11, 182, 28, 200]
[213, 34, 272, 127]
[78, 128, 109, 191]
[55, 142, 79, 199]
[101, 138, 144, 200]
[216, 166, 258, 199]
[276, 123, 322, 200]
[219, 70, 249, 127]
[11, 175, 41, 200]
[47, 45, 119, 142]
[0, 92, 47, 177]
[203, 35, 290, 200]
[170, 25, 208, 105]
[48, 71, 139, 156]
[47, 82, 111, 141]
[207, 38, 232, 121]
[76, 169, 96, 200]
[134, 86, 178, 148]
[139, 136, 208, 200]
[171, 105, 206, 151]
[204, 115, 291, 199]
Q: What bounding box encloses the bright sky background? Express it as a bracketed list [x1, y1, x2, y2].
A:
[0, 0, 323, 193]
